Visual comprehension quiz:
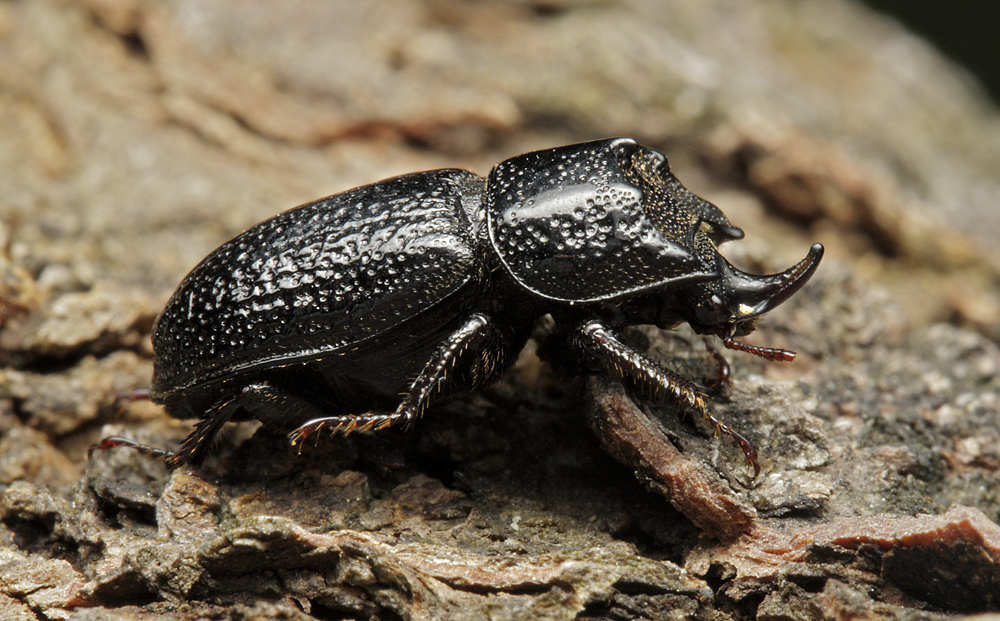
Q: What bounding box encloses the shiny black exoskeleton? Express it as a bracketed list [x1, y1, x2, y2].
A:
[92, 138, 823, 476]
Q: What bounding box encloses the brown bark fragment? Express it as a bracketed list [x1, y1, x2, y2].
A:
[586, 377, 756, 540]
[689, 505, 1000, 612]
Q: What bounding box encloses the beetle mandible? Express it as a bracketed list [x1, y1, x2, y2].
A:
[91, 138, 823, 477]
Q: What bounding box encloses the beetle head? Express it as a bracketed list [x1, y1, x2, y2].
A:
[630, 142, 824, 358]
[680, 242, 824, 360]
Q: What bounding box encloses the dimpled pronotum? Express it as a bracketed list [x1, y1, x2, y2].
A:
[91, 138, 823, 477]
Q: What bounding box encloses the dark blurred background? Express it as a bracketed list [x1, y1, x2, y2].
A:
[861, 1, 1000, 104]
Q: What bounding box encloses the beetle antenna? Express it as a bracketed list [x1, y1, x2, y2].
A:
[723, 336, 796, 362]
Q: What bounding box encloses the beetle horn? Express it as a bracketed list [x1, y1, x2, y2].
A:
[722, 243, 824, 319]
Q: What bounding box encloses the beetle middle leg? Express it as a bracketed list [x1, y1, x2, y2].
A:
[572, 320, 760, 477]
[703, 337, 731, 393]
[288, 312, 510, 449]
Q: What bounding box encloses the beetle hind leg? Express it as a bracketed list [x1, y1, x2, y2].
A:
[86, 411, 228, 469]
[289, 312, 508, 451]
[90, 384, 273, 468]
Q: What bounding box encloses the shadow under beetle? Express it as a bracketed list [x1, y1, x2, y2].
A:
[91, 138, 823, 477]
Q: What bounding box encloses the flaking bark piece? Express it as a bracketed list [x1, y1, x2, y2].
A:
[689, 505, 1000, 613]
[585, 376, 756, 540]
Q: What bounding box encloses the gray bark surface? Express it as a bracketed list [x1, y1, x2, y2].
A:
[2, 1, 999, 619]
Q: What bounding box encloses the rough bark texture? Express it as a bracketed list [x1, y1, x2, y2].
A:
[2, 1, 1000, 619]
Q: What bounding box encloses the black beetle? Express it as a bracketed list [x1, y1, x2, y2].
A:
[92, 138, 822, 477]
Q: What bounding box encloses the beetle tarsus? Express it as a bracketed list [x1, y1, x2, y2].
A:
[87, 436, 176, 464]
[288, 412, 400, 449]
[725, 427, 761, 478]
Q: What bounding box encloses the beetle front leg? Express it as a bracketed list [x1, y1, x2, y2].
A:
[573, 320, 760, 477]
[289, 313, 504, 449]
